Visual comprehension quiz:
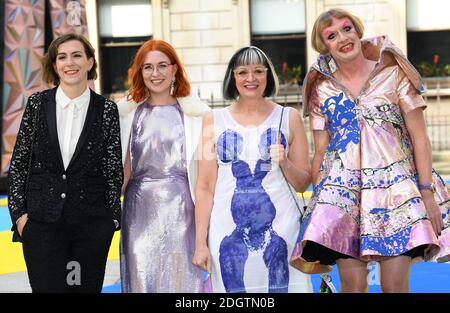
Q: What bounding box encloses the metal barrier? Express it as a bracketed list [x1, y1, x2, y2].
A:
[423, 78, 450, 151]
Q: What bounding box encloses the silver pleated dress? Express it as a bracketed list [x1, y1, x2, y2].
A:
[120, 102, 203, 293]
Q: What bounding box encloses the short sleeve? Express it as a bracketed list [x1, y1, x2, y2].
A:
[309, 83, 327, 130]
[397, 67, 426, 116]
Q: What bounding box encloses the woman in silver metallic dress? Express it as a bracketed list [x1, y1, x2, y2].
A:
[117, 39, 210, 292]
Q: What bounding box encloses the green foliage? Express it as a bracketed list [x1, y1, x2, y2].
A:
[285, 65, 302, 85]
[417, 54, 450, 77]
[281, 62, 303, 85]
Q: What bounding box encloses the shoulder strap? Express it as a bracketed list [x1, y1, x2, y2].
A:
[278, 106, 307, 219]
[277, 106, 285, 134]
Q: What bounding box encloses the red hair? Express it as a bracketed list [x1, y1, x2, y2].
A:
[127, 39, 190, 102]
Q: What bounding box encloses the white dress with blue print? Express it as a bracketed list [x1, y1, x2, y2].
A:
[208, 105, 312, 293]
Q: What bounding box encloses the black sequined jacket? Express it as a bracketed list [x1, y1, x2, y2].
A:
[8, 87, 123, 242]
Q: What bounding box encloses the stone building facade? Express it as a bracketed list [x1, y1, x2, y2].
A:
[85, 0, 409, 100]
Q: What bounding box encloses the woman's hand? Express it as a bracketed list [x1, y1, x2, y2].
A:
[270, 142, 287, 167]
[422, 192, 444, 236]
[16, 213, 28, 237]
[192, 245, 212, 273]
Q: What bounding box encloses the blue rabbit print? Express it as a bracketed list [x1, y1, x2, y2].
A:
[216, 128, 289, 293]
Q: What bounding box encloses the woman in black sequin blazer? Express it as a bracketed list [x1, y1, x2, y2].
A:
[7, 33, 123, 293]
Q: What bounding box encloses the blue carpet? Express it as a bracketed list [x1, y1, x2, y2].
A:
[0, 207, 11, 232]
[308, 261, 450, 293]
[102, 284, 121, 293]
[102, 261, 450, 293]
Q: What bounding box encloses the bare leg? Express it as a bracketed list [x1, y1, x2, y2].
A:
[336, 258, 369, 293]
[379, 255, 411, 293]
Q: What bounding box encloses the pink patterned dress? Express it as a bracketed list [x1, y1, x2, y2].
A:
[291, 36, 450, 271]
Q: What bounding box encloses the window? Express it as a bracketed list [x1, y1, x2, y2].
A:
[406, 0, 450, 77]
[250, 0, 306, 86]
[98, 0, 152, 95]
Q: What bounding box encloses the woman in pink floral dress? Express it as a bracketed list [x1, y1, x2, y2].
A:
[291, 8, 450, 293]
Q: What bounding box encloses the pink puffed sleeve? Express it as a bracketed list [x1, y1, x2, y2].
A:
[397, 67, 427, 115]
[309, 83, 327, 130]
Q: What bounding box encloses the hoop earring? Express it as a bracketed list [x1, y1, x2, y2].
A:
[170, 77, 175, 96]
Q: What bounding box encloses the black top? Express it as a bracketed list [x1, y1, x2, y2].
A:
[8, 87, 123, 242]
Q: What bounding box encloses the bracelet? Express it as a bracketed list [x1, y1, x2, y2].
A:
[418, 182, 436, 193]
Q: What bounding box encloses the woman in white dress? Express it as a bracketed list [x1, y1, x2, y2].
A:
[192, 46, 313, 293]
